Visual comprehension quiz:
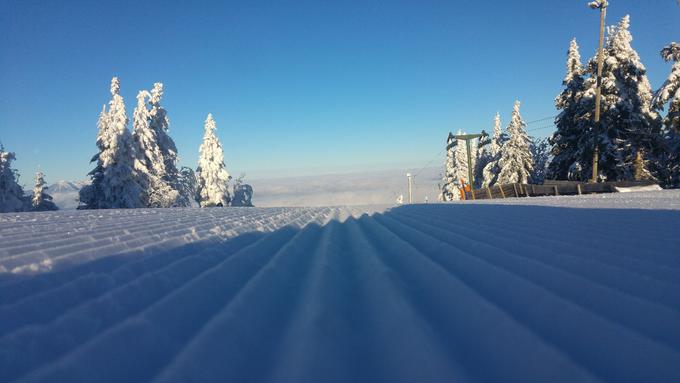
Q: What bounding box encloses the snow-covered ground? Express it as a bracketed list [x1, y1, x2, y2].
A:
[1, 190, 679, 382]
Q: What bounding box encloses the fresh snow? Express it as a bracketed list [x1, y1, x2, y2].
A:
[614, 184, 664, 193]
[1, 190, 679, 382]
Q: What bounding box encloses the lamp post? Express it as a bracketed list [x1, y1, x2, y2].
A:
[406, 173, 413, 204]
[589, 0, 608, 183]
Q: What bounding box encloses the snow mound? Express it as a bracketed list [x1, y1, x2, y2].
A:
[614, 184, 664, 193]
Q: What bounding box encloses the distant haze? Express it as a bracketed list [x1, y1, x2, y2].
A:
[250, 167, 441, 207]
[49, 167, 442, 209]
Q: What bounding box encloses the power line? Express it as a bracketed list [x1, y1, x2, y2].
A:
[409, 116, 558, 193]
[525, 115, 557, 125]
[527, 124, 556, 133]
[411, 147, 446, 179]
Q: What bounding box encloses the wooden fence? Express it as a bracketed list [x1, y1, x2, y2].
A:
[469, 180, 658, 200]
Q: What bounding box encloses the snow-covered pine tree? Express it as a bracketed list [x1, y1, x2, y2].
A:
[104, 78, 143, 208]
[79, 77, 143, 209]
[652, 42, 680, 187]
[132, 90, 154, 205]
[177, 166, 198, 207]
[576, 16, 664, 181]
[482, 113, 505, 187]
[440, 133, 459, 201]
[78, 106, 108, 209]
[497, 101, 533, 184]
[0, 144, 28, 213]
[148, 83, 188, 206]
[31, 170, 57, 211]
[132, 89, 179, 207]
[654, 43, 680, 133]
[196, 113, 231, 207]
[530, 137, 551, 184]
[547, 38, 589, 180]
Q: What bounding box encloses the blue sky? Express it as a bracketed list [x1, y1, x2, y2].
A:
[1, 0, 678, 184]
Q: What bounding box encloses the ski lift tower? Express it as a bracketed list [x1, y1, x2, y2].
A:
[448, 131, 490, 190]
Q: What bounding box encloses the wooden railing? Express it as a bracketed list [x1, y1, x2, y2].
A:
[469, 180, 658, 200]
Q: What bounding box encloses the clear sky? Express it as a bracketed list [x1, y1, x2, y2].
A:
[1, 0, 678, 184]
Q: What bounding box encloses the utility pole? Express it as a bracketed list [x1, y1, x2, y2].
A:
[406, 173, 413, 204]
[589, 0, 608, 183]
[449, 131, 490, 190]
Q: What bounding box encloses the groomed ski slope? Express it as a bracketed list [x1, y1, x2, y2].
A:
[1, 190, 679, 382]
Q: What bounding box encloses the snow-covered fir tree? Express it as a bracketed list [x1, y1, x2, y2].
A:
[440, 133, 459, 201]
[132, 90, 156, 203]
[177, 166, 198, 207]
[79, 77, 143, 209]
[654, 42, 680, 133]
[31, 170, 57, 211]
[652, 42, 680, 187]
[497, 101, 533, 184]
[0, 144, 27, 213]
[573, 16, 664, 181]
[196, 113, 231, 207]
[547, 38, 589, 180]
[148, 83, 188, 206]
[132, 89, 179, 207]
[482, 113, 505, 187]
[78, 106, 107, 209]
[530, 137, 551, 185]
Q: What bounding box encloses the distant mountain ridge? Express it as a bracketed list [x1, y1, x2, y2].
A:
[48, 180, 88, 210]
[49, 180, 80, 193]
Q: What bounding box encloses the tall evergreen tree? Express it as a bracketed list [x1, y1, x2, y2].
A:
[31, 170, 57, 211]
[132, 89, 179, 207]
[177, 166, 198, 207]
[482, 113, 505, 187]
[79, 106, 108, 208]
[576, 16, 663, 181]
[148, 83, 187, 205]
[196, 114, 231, 207]
[653, 43, 680, 132]
[547, 38, 588, 180]
[440, 133, 459, 201]
[653, 42, 680, 187]
[497, 101, 534, 184]
[0, 144, 27, 213]
[530, 137, 551, 184]
[79, 77, 143, 209]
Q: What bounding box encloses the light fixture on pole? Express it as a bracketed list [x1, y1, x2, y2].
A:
[406, 173, 413, 204]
